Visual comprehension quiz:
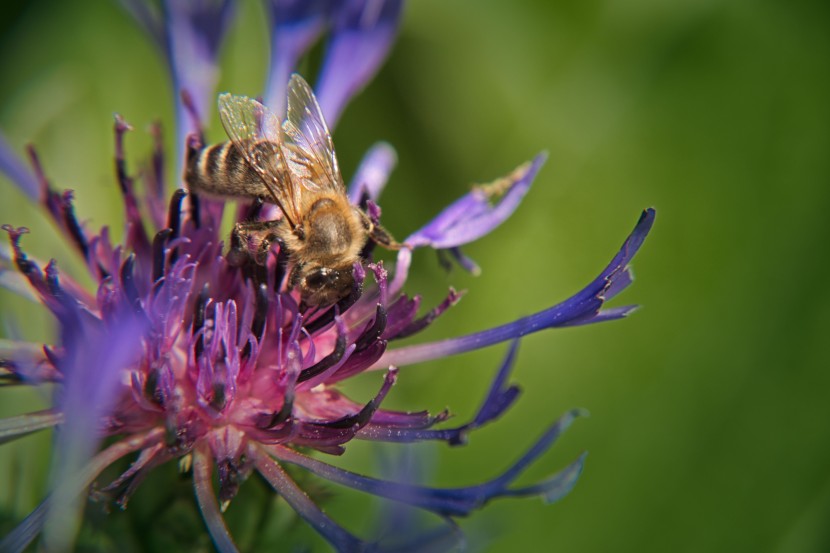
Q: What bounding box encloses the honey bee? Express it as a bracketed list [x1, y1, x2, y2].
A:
[185, 74, 400, 306]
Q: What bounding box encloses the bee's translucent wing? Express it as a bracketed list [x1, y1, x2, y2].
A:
[281, 74, 346, 197]
[217, 93, 302, 227]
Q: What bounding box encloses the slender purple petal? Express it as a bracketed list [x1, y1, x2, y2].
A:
[297, 318, 358, 390]
[388, 246, 412, 297]
[294, 369, 398, 447]
[268, 409, 585, 517]
[382, 294, 420, 339]
[252, 445, 368, 552]
[2, 227, 96, 308]
[0, 133, 39, 201]
[561, 305, 638, 327]
[501, 453, 586, 505]
[264, 0, 328, 114]
[470, 341, 521, 427]
[373, 209, 656, 369]
[316, 0, 404, 126]
[484, 409, 585, 491]
[364, 408, 449, 430]
[389, 288, 463, 340]
[115, 116, 152, 258]
[405, 154, 545, 249]
[604, 263, 634, 301]
[0, 411, 63, 445]
[100, 444, 167, 508]
[358, 341, 521, 444]
[348, 141, 397, 204]
[193, 446, 240, 553]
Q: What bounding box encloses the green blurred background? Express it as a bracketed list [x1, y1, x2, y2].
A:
[1, 0, 829, 551]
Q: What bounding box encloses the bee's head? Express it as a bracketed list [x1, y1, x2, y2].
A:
[296, 265, 355, 307]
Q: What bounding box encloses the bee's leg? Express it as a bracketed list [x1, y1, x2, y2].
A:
[288, 263, 312, 312]
[227, 224, 250, 267]
[287, 262, 304, 292]
[357, 209, 404, 251]
[274, 239, 290, 292]
[254, 231, 284, 266]
[239, 196, 265, 222]
[227, 219, 283, 267]
[369, 222, 404, 250]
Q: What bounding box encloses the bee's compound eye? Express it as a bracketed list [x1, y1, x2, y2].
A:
[305, 267, 337, 290]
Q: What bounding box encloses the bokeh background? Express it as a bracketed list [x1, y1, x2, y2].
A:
[1, 0, 829, 551]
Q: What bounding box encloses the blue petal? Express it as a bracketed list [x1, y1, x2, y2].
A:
[164, 0, 236, 170]
[348, 142, 398, 204]
[376, 208, 656, 368]
[358, 340, 521, 444]
[502, 452, 586, 505]
[316, 0, 404, 126]
[406, 154, 545, 250]
[263, 0, 329, 114]
[268, 409, 585, 518]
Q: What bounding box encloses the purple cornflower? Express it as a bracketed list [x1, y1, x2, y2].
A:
[0, 1, 655, 551]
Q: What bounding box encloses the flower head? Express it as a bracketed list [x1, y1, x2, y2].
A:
[0, 1, 655, 551]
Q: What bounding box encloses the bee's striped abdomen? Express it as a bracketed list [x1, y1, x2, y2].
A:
[184, 141, 275, 200]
